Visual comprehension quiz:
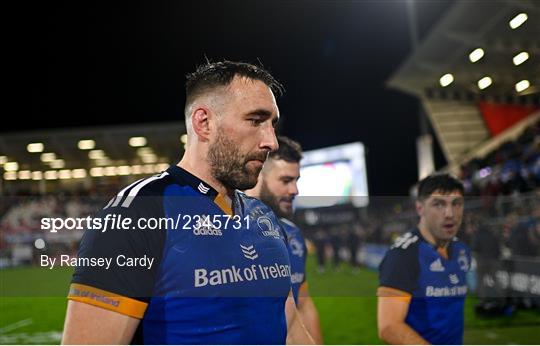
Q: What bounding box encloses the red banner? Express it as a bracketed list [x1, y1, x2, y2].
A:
[478, 102, 539, 136]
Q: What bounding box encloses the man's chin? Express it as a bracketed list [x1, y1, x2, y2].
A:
[277, 206, 293, 219]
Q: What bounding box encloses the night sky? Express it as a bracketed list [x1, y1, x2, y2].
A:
[13, 0, 454, 195]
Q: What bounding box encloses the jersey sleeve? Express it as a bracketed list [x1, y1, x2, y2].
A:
[69, 194, 166, 318]
[378, 246, 419, 294]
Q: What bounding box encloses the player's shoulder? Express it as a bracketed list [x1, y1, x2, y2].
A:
[279, 217, 300, 232]
[102, 170, 174, 212]
[382, 230, 421, 263]
[236, 191, 277, 217]
[389, 230, 421, 252]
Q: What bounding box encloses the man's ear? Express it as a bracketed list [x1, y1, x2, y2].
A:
[415, 200, 424, 218]
[191, 107, 211, 142]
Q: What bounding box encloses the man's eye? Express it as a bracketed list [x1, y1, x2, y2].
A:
[250, 119, 263, 126]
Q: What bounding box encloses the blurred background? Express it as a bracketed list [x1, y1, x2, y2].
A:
[1, 0, 539, 344]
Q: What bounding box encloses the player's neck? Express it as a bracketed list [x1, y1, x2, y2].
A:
[177, 156, 234, 201]
[418, 221, 449, 249]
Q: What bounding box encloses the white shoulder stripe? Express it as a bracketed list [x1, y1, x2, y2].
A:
[103, 197, 115, 210]
[110, 178, 145, 208]
[121, 172, 169, 208]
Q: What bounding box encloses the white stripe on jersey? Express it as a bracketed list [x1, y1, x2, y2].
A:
[110, 178, 145, 208]
[121, 172, 169, 208]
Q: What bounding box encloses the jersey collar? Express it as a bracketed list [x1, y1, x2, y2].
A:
[412, 227, 454, 259]
[166, 165, 219, 197]
[166, 165, 234, 216]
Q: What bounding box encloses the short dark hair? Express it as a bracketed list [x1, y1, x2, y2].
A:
[417, 173, 464, 201]
[268, 136, 303, 163]
[185, 60, 284, 108]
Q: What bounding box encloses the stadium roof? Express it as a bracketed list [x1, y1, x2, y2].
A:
[388, 0, 540, 100]
[0, 122, 186, 179]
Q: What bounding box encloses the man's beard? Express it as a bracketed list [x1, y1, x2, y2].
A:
[259, 179, 291, 219]
[207, 132, 267, 191]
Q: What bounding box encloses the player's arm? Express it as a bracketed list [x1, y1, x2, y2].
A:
[377, 287, 429, 345]
[285, 291, 315, 345]
[62, 300, 139, 344]
[297, 282, 323, 344]
[61, 196, 164, 344]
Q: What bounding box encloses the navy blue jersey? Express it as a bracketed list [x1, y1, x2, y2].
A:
[378, 228, 471, 345]
[69, 165, 292, 344]
[280, 218, 307, 303]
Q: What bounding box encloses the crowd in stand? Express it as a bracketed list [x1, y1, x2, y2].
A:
[460, 120, 540, 200]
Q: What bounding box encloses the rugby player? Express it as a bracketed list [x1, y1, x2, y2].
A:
[61, 61, 313, 344]
[246, 136, 323, 344]
[377, 174, 470, 345]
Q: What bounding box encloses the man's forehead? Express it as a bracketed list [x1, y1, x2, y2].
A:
[225, 76, 280, 118]
[428, 190, 464, 199]
[265, 159, 299, 175]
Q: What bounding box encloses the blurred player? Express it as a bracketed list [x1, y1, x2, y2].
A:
[246, 136, 323, 344]
[377, 174, 470, 344]
[62, 61, 313, 344]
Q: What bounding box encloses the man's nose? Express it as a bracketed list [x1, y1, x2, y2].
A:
[444, 205, 454, 218]
[289, 182, 299, 197]
[260, 125, 278, 152]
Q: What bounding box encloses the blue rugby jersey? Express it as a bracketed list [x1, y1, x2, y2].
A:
[279, 218, 308, 303]
[69, 165, 292, 344]
[378, 228, 471, 345]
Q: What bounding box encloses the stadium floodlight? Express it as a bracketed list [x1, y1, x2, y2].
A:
[469, 48, 484, 63]
[88, 149, 106, 160]
[131, 165, 143, 174]
[95, 158, 111, 166]
[513, 52, 529, 66]
[4, 162, 19, 171]
[32, 171, 43, 180]
[509, 13, 527, 29]
[143, 164, 155, 174]
[137, 147, 153, 156]
[3, 171, 17, 180]
[59, 170, 72, 180]
[141, 153, 158, 163]
[18, 170, 31, 180]
[90, 167, 104, 177]
[181, 134, 188, 144]
[129, 136, 147, 147]
[50, 159, 65, 169]
[78, 139, 96, 150]
[478, 76, 492, 90]
[40, 152, 56, 162]
[439, 73, 454, 87]
[116, 165, 131, 175]
[104, 166, 117, 176]
[44, 170, 58, 180]
[515, 80, 530, 93]
[72, 169, 87, 179]
[0, 156, 7, 164]
[27, 143, 44, 153]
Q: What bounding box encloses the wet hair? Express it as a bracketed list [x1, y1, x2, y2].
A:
[268, 136, 303, 163]
[185, 60, 284, 109]
[417, 173, 464, 201]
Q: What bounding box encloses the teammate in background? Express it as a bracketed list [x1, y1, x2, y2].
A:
[246, 136, 323, 344]
[62, 61, 313, 344]
[377, 174, 470, 345]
